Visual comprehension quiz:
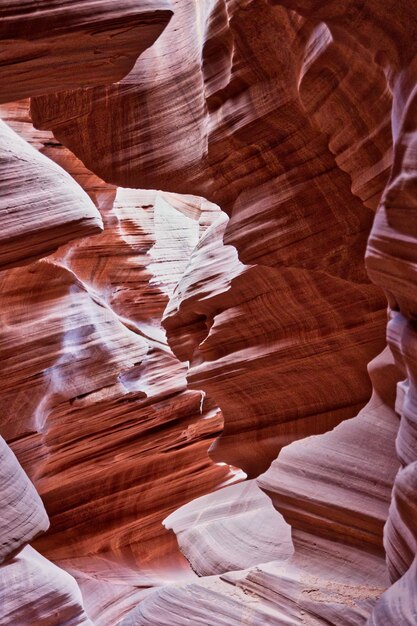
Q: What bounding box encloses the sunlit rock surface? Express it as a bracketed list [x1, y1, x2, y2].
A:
[123, 349, 401, 625]
[32, 0, 390, 479]
[164, 212, 387, 477]
[0, 119, 103, 269]
[0, 104, 238, 623]
[1, 0, 417, 624]
[0, 546, 93, 626]
[0, 436, 49, 564]
[164, 479, 294, 576]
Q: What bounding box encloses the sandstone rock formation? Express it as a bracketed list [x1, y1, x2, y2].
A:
[0, 546, 94, 626]
[0, 103, 240, 622]
[0, 119, 103, 269]
[1, 0, 416, 625]
[163, 212, 387, 477]
[163, 479, 294, 576]
[0, 436, 49, 563]
[31, 0, 391, 479]
[0, 1, 172, 102]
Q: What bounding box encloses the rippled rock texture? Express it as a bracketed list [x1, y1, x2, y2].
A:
[0, 0, 172, 102]
[1, 0, 416, 625]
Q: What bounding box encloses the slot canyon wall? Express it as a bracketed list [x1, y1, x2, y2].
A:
[0, 1, 416, 625]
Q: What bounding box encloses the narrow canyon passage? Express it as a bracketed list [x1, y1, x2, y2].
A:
[1, 1, 417, 625]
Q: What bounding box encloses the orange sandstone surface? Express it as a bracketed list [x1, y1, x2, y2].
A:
[0, 1, 416, 625]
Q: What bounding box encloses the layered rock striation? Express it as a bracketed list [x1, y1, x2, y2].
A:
[0, 111, 239, 621]
[0, 0, 172, 102]
[1, 1, 417, 625]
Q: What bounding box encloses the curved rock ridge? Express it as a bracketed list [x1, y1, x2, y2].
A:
[257, 349, 402, 556]
[0, 119, 103, 270]
[295, 22, 392, 212]
[1, 0, 417, 624]
[164, 210, 387, 477]
[259, 1, 417, 623]
[163, 479, 294, 576]
[0, 430, 91, 624]
[1, 240, 237, 621]
[121, 542, 390, 626]
[31, 0, 392, 212]
[0, 0, 172, 103]
[0, 436, 49, 564]
[125, 349, 401, 625]
[0, 104, 243, 623]
[31, 0, 390, 480]
[0, 546, 93, 626]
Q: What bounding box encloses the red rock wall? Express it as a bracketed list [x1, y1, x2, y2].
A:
[31, 0, 391, 478]
[0, 99, 237, 623]
[0, 0, 172, 102]
[0, 1, 416, 625]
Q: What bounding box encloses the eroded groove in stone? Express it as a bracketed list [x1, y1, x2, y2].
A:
[0, 119, 103, 270]
[0, 1, 173, 103]
[1, 0, 416, 624]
